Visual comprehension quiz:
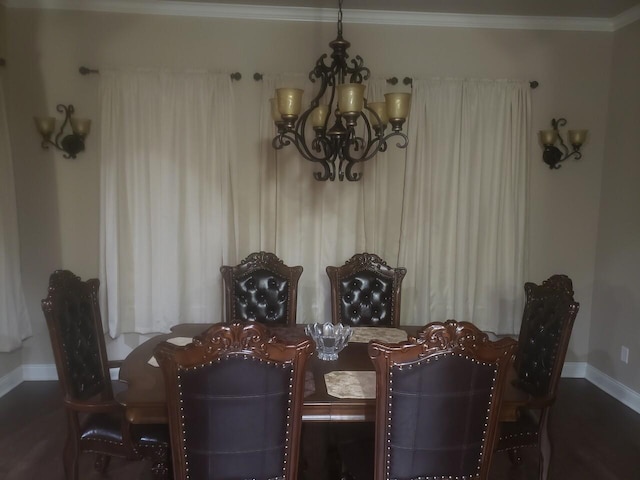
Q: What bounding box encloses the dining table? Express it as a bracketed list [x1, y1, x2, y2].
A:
[116, 323, 531, 425]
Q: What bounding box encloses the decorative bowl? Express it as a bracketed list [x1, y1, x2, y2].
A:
[305, 322, 353, 361]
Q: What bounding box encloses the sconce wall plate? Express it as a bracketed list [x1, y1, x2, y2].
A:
[34, 104, 91, 159]
[539, 117, 587, 169]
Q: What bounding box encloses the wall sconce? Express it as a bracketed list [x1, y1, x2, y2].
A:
[539, 118, 588, 169]
[34, 104, 91, 159]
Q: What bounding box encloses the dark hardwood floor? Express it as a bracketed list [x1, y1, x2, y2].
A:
[1, 379, 639, 479]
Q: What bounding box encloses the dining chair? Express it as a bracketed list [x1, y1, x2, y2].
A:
[496, 274, 580, 480]
[41, 270, 170, 480]
[220, 251, 303, 327]
[154, 321, 314, 480]
[326, 253, 407, 327]
[340, 320, 517, 480]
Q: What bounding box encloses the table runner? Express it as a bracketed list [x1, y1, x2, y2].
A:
[349, 327, 408, 344]
[324, 371, 376, 399]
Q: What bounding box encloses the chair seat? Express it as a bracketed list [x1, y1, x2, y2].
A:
[133, 423, 170, 447]
[80, 412, 127, 444]
[497, 408, 540, 451]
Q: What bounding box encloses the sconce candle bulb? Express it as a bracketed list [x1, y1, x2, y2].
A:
[34, 104, 90, 159]
[539, 117, 587, 169]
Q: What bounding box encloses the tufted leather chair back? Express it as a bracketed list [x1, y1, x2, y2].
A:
[327, 253, 406, 327]
[515, 275, 579, 399]
[369, 321, 517, 480]
[41, 270, 112, 402]
[221, 252, 303, 327]
[155, 322, 313, 480]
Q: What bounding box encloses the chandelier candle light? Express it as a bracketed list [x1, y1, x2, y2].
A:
[270, 0, 411, 181]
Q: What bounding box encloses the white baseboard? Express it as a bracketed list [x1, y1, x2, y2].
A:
[0, 368, 24, 398]
[0, 364, 120, 397]
[21, 364, 58, 381]
[561, 361, 587, 378]
[1, 362, 639, 416]
[585, 364, 640, 415]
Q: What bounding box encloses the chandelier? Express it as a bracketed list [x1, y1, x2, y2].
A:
[269, 0, 411, 181]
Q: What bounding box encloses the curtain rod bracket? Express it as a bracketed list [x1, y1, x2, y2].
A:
[403, 77, 413, 87]
[230, 72, 242, 81]
[386, 77, 398, 85]
[530, 80, 539, 89]
[254, 73, 263, 81]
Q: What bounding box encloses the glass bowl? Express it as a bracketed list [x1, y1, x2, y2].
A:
[305, 322, 353, 361]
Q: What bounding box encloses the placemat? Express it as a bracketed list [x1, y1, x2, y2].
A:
[147, 337, 193, 367]
[324, 371, 376, 399]
[349, 327, 408, 344]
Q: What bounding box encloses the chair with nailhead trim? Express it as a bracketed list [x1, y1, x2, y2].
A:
[41, 270, 170, 480]
[155, 322, 314, 480]
[221, 252, 303, 327]
[326, 253, 407, 327]
[495, 275, 580, 480]
[339, 320, 517, 480]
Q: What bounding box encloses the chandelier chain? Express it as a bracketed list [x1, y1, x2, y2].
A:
[337, 0, 343, 36]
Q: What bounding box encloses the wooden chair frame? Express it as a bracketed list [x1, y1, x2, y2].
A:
[41, 270, 168, 480]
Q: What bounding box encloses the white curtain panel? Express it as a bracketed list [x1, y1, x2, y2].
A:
[99, 69, 236, 336]
[399, 79, 530, 333]
[257, 75, 400, 324]
[0, 77, 31, 351]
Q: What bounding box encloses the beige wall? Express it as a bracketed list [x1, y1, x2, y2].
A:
[590, 20, 640, 392]
[1, 8, 614, 369]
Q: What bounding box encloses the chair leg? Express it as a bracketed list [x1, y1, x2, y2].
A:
[538, 410, 552, 480]
[145, 443, 171, 480]
[94, 454, 111, 472]
[63, 435, 79, 480]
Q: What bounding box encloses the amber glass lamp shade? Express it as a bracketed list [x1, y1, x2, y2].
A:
[70, 118, 91, 137]
[539, 130, 558, 146]
[385, 93, 411, 120]
[34, 116, 56, 139]
[337, 83, 366, 114]
[367, 102, 388, 127]
[568, 129, 588, 147]
[276, 88, 304, 118]
[310, 105, 329, 128]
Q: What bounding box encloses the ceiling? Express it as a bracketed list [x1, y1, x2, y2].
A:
[178, 0, 640, 19]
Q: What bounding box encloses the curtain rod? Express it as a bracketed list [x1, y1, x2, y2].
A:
[79, 66, 243, 81]
[253, 72, 539, 89]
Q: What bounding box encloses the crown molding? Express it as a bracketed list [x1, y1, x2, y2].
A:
[5, 0, 634, 32]
[612, 4, 640, 31]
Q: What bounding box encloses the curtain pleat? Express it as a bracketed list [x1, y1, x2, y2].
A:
[399, 79, 530, 333]
[99, 69, 236, 335]
[0, 77, 31, 351]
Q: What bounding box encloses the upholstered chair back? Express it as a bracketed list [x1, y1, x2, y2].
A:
[515, 274, 580, 399]
[41, 270, 112, 402]
[155, 322, 313, 480]
[369, 320, 517, 480]
[221, 252, 303, 327]
[326, 253, 406, 327]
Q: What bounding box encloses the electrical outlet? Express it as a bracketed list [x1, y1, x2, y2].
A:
[621, 346, 629, 364]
